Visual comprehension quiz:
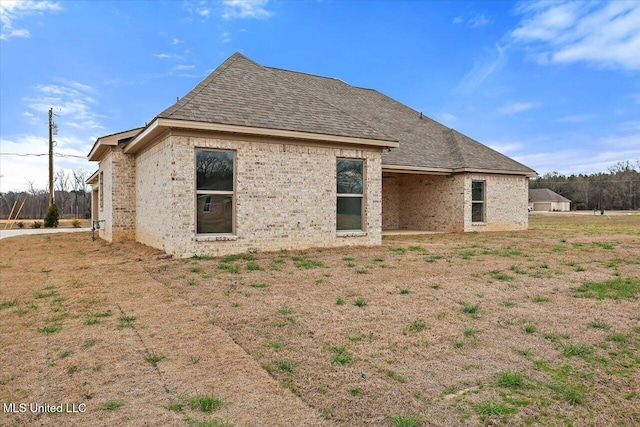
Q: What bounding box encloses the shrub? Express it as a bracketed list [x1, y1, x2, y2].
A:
[71, 219, 81, 228]
[16, 221, 25, 228]
[33, 221, 42, 229]
[44, 203, 59, 228]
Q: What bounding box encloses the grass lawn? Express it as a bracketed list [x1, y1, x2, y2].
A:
[1, 213, 639, 426]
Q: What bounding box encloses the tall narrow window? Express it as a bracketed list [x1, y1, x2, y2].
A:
[472, 181, 485, 223]
[337, 159, 364, 231]
[99, 171, 104, 211]
[196, 150, 234, 234]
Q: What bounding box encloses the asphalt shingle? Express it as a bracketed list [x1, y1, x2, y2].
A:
[157, 52, 535, 174]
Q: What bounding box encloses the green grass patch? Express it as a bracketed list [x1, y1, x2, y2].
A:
[408, 319, 427, 333]
[104, 399, 124, 411]
[294, 258, 324, 269]
[144, 351, 166, 366]
[331, 345, 353, 365]
[574, 277, 640, 300]
[490, 270, 515, 281]
[277, 304, 294, 315]
[561, 343, 593, 358]
[250, 282, 269, 289]
[462, 302, 480, 315]
[386, 369, 406, 383]
[496, 370, 524, 387]
[276, 359, 297, 373]
[388, 413, 425, 427]
[389, 247, 406, 254]
[588, 319, 611, 329]
[476, 400, 516, 418]
[188, 394, 224, 412]
[353, 297, 367, 307]
[0, 298, 19, 309]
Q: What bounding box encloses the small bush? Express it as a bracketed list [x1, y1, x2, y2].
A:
[33, 221, 42, 229]
[16, 221, 25, 228]
[71, 219, 81, 228]
[44, 203, 59, 228]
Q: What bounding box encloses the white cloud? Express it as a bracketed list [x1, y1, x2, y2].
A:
[222, 0, 273, 20]
[0, 80, 104, 191]
[487, 141, 525, 155]
[512, 1, 640, 71]
[556, 114, 596, 123]
[440, 113, 457, 124]
[172, 38, 181, 45]
[453, 16, 463, 24]
[454, 43, 506, 94]
[469, 14, 490, 28]
[222, 31, 231, 42]
[0, 0, 62, 40]
[498, 101, 537, 114]
[0, 133, 91, 192]
[199, 8, 210, 17]
[153, 53, 171, 59]
[173, 64, 195, 71]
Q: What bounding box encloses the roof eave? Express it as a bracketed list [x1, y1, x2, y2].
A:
[86, 170, 99, 185]
[87, 127, 144, 161]
[124, 118, 399, 155]
[382, 165, 453, 176]
[453, 167, 538, 178]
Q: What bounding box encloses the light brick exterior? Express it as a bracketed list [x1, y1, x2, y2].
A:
[382, 172, 528, 232]
[132, 132, 382, 257]
[95, 145, 137, 242]
[382, 173, 465, 232]
[93, 132, 529, 257]
[463, 174, 529, 232]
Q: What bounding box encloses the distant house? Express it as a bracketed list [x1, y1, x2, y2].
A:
[529, 188, 571, 212]
[87, 53, 536, 257]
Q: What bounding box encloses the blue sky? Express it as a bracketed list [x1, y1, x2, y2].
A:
[1, 0, 639, 192]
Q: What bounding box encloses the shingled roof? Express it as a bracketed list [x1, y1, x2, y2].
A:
[156, 52, 535, 175]
[529, 188, 571, 203]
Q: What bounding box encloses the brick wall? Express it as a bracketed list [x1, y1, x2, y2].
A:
[96, 146, 136, 242]
[382, 172, 528, 232]
[135, 137, 173, 251]
[382, 173, 464, 232]
[463, 173, 529, 232]
[135, 133, 382, 257]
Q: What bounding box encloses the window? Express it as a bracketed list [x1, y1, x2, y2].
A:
[196, 150, 234, 234]
[99, 171, 103, 211]
[337, 159, 364, 231]
[471, 181, 485, 223]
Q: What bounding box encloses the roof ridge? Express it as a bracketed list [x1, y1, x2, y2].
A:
[445, 128, 466, 168]
[265, 66, 398, 142]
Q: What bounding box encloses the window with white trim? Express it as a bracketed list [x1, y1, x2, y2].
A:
[471, 180, 485, 223]
[196, 150, 234, 234]
[336, 159, 364, 231]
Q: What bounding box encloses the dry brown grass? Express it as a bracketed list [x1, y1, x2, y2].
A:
[1, 213, 639, 426]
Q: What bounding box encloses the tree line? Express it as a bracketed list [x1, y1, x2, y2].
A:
[529, 161, 640, 211]
[1, 169, 91, 220]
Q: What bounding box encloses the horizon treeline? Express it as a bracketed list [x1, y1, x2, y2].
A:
[1, 169, 90, 220]
[529, 161, 640, 211]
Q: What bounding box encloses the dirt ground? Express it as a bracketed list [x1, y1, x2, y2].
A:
[1, 213, 639, 426]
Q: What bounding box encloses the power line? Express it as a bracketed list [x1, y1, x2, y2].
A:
[0, 152, 87, 159]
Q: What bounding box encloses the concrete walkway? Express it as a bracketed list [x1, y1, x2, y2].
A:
[0, 227, 91, 240]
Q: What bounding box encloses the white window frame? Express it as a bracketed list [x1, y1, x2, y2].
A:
[336, 158, 365, 232]
[471, 180, 485, 224]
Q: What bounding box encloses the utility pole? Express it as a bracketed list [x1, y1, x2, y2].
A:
[48, 108, 54, 207]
